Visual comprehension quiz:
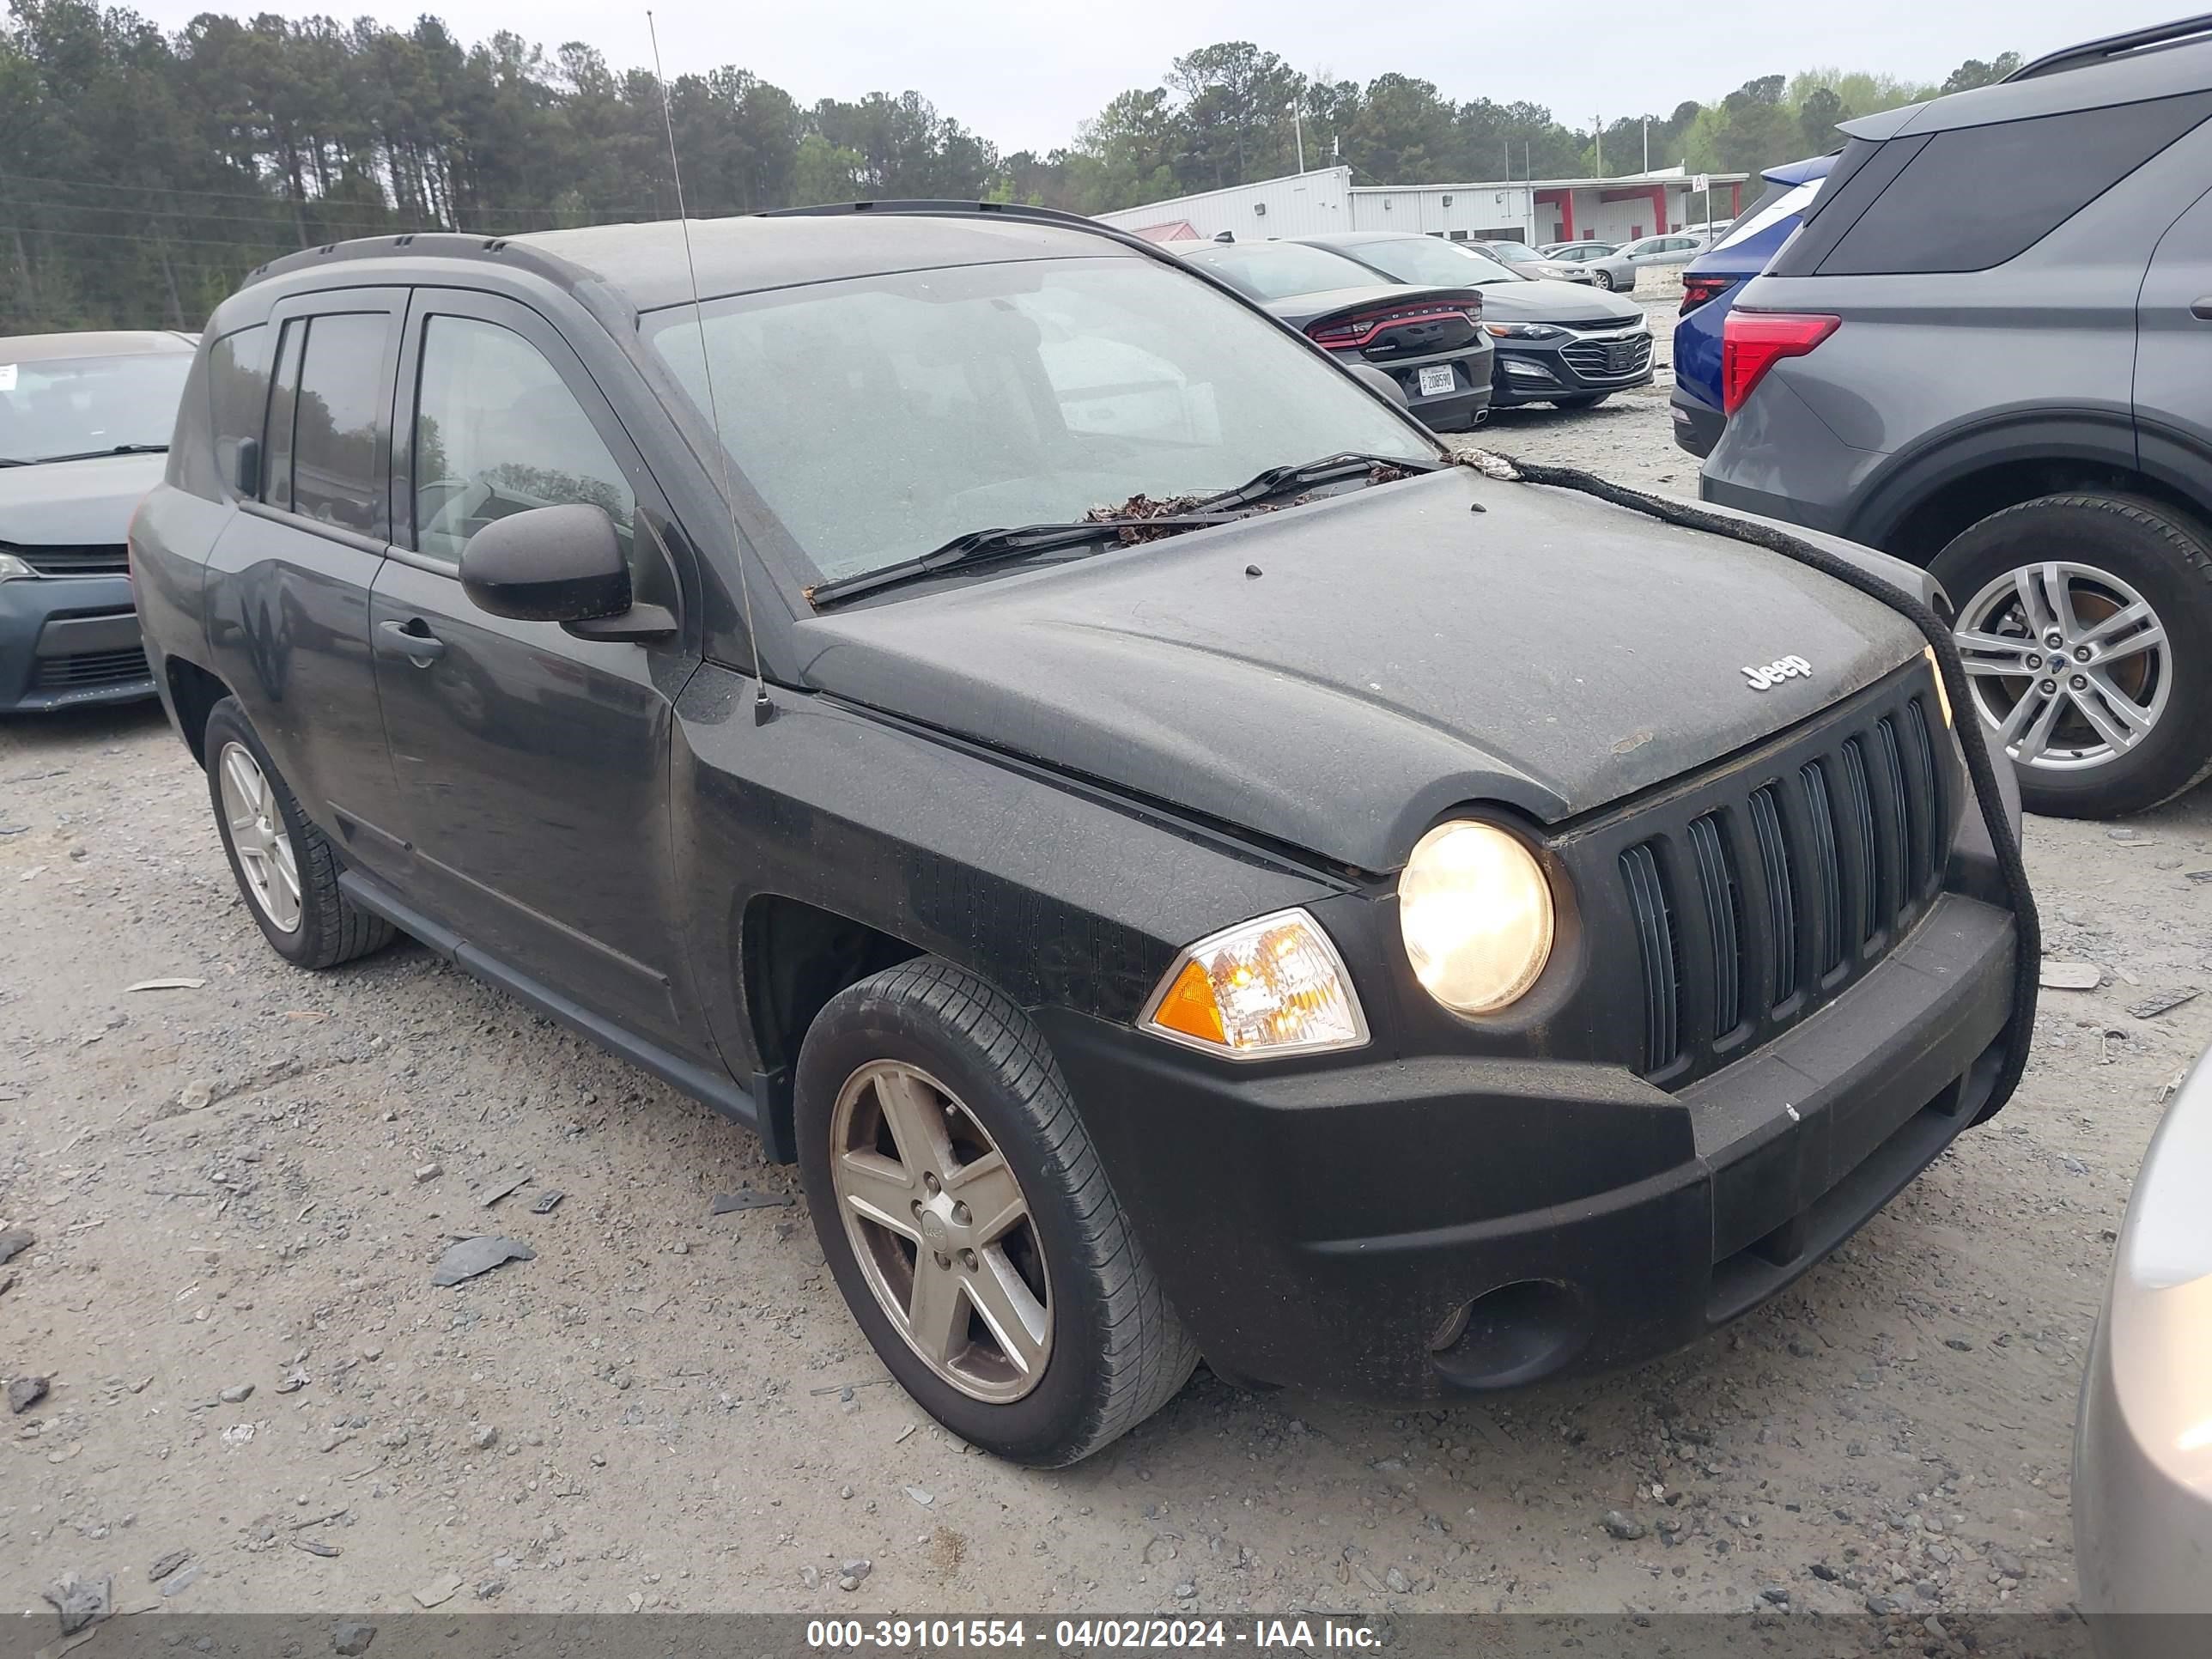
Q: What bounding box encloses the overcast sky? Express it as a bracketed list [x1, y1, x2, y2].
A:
[137, 0, 2186, 155]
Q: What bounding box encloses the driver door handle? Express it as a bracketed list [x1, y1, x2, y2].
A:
[376, 618, 446, 665]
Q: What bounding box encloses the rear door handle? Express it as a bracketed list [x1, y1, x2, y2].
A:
[2192, 296, 2212, 320]
[376, 618, 446, 665]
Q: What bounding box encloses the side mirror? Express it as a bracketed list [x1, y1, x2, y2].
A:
[459, 503, 630, 624]
[1348, 363, 1408, 408]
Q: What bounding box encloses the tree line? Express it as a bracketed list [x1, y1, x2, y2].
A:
[0, 0, 2021, 331]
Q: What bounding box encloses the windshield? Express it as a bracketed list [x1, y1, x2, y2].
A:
[0, 350, 191, 464]
[644, 254, 1434, 584]
[1176, 241, 1386, 302]
[1333, 238, 1518, 287]
[1484, 242, 1544, 265]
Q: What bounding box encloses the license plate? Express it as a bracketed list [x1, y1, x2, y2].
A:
[1418, 365, 1455, 397]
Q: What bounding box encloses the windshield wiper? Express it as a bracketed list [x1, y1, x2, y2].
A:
[27, 443, 169, 465]
[809, 513, 1249, 608]
[807, 453, 1440, 609]
[1199, 450, 1440, 512]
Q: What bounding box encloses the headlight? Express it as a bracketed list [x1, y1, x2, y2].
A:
[1399, 821, 1555, 1015]
[1486, 322, 1565, 341]
[1139, 908, 1367, 1060]
[0, 552, 37, 580]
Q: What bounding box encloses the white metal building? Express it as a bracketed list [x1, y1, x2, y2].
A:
[1099, 164, 1748, 248]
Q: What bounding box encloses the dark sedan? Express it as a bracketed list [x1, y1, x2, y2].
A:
[1297, 233, 1653, 410]
[1173, 240, 1493, 430]
[1, 330, 195, 711]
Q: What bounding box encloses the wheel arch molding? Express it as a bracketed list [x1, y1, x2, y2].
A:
[1846, 404, 2154, 562]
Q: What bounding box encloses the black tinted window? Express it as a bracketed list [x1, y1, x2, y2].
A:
[410, 316, 634, 566]
[262, 320, 305, 512]
[289, 313, 389, 533]
[206, 325, 270, 498]
[1814, 91, 2212, 275]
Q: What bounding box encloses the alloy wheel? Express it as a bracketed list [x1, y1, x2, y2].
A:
[829, 1060, 1052, 1403]
[1954, 561, 2170, 772]
[216, 740, 302, 933]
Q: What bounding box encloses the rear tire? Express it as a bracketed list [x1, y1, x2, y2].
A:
[203, 698, 395, 969]
[1931, 494, 2212, 817]
[796, 957, 1199, 1467]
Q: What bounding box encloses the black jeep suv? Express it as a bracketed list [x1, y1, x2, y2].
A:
[133, 204, 2031, 1465]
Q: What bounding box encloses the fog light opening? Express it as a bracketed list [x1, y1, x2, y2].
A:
[1429, 1279, 1591, 1390]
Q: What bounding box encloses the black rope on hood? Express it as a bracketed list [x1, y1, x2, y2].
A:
[1470, 450, 2040, 1123]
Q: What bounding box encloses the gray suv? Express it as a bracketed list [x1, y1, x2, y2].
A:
[1700, 16, 2212, 817]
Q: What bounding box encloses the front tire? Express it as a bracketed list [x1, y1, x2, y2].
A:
[1594, 270, 1616, 291]
[796, 958, 1198, 1466]
[1933, 494, 2212, 817]
[203, 698, 395, 969]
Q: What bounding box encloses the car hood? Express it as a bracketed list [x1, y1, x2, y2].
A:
[1476, 281, 1643, 325]
[792, 468, 1928, 872]
[0, 451, 166, 545]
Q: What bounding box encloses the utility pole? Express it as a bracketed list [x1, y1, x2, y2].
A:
[1642, 118, 1650, 173]
[1291, 93, 1305, 173]
[1594, 115, 1602, 176]
[0, 162, 40, 327]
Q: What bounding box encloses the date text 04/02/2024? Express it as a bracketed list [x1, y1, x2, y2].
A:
[804, 1618, 1382, 1650]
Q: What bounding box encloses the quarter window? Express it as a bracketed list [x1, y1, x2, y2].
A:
[410, 316, 635, 567]
[206, 325, 269, 497]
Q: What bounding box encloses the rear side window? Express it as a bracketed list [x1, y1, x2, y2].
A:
[1806, 90, 2212, 275]
[262, 320, 306, 513]
[410, 315, 635, 567]
[288, 314, 390, 533]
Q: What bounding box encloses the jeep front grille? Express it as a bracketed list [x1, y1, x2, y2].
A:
[1614, 672, 1951, 1085]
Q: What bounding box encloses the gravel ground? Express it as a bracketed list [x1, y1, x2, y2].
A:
[4, 291, 2210, 1624]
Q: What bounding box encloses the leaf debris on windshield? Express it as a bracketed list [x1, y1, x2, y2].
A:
[1085, 464, 1418, 545]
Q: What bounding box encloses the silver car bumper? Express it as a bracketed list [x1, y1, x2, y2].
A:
[2075, 1046, 2212, 1647]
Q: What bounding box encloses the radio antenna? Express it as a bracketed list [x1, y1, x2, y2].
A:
[648, 9, 771, 722]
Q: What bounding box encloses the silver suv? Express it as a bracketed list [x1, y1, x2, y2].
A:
[1701, 16, 2212, 817]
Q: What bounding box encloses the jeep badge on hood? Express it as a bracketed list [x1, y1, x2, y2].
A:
[1743, 654, 1812, 690]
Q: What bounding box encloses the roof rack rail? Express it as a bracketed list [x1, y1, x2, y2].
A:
[757, 198, 1103, 231]
[754, 197, 1172, 262]
[2004, 11, 2212, 81]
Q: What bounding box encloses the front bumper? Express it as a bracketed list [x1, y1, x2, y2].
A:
[2074, 1048, 2212, 1644]
[0, 574, 155, 713]
[1490, 329, 1656, 406]
[1042, 889, 2016, 1401]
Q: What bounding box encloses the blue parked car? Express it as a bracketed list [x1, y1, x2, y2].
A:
[1668, 155, 1834, 459]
